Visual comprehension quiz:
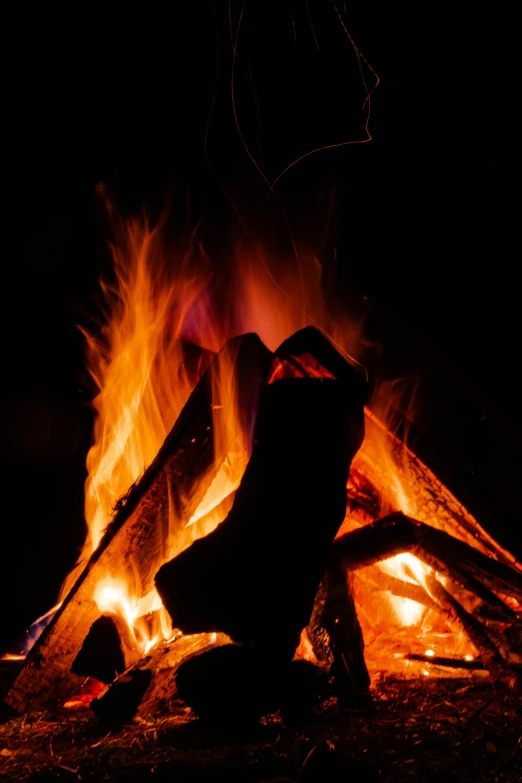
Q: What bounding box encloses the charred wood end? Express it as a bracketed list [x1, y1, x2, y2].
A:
[405, 653, 487, 671]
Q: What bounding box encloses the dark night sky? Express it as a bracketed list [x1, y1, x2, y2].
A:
[1, 4, 521, 647]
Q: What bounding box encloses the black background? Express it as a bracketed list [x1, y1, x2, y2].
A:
[1, 3, 520, 648]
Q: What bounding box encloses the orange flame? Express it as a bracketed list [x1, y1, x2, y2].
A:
[52, 197, 519, 675]
[81, 210, 214, 559]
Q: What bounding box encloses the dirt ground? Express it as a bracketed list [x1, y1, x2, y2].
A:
[1, 677, 521, 782]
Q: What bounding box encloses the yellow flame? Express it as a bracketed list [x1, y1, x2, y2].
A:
[55, 196, 519, 671]
[93, 577, 171, 654]
[69, 203, 366, 653]
[376, 553, 433, 626]
[81, 214, 213, 558]
[387, 595, 425, 627]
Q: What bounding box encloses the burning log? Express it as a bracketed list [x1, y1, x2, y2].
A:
[335, 513, 522, 606]
[404, 653, 488, 671]
[4, 334, 272, 714]
[362, 567, 440, 612]
[307, 559, 370, 698]
[425, 574, 505, 673]
[91, 633, 230, 723]
[155, 367, 367, 662]
[335, 513, 522, 672]
[173, 644, 326, 722]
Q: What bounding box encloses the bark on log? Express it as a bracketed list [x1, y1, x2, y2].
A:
[269, 325, 369, 387]
[156, 368, 367, 662]
[335, 513, 522, 605]
[307, 559, 370, 698]
[351, 412, 521, 579]
[362, 567, 440, 612]
[335, 513, 522, 670]
[4, 334, 272, 714]
[426, 574, 505, 673]
[404, 653, 487, 671]
[92, 633, 230, 723]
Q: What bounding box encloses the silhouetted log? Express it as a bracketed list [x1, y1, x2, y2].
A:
[156, 370, 367, 662]
[405, 653, 487, 671]
[92, 669, 153, 724]
[468, 575, 522, 623]
[92, 633, 230, 723]
[335, 513, 522, 670]
[174, 644, 326, 722]
[307, 560, 370, 699]
[4, 334, 272, 714]
[335, 513, 522, 605]
[426, 571, 521, 674]
[426, 575, 505, 674]
[268, 325, 368, 387]
[71, 616, 125, 684]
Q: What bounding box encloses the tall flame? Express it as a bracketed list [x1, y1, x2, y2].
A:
[48, 197, 518, 671]
[82, 211, 213, 558]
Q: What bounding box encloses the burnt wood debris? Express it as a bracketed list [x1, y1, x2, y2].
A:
[3, 328, 522, 721]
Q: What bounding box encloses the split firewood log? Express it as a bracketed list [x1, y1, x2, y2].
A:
[71, 615, 126, 685]
[335, 513, 522, 604]
[156, 355, 367, 662]
[306, 559, 371, 697]
[92, 633, 230, 723]
[334, 512, 522, 671]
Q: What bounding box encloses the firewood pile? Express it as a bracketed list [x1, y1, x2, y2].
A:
[2, 327, 521, 733]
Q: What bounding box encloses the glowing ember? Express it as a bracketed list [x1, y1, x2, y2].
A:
[63, 678, 105, 710]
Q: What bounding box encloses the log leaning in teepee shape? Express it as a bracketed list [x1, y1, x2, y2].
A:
[155, 370, 368, 661]
[4, 334, 273, 714]
[306, 558, 371, 696]
[334, 513, 522, 604]
[334, 512, 522, 671]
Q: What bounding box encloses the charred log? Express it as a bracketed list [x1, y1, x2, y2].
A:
[270, 325, 369, 387]
[174, 644, 327, 722]
[71, 616, 125, 685]
[307, 560, 370, 699]
[92, 669, 153, 724]
[404, 653, 488, 671]
[426, 575, 505, 674]
[156, 370, 367, 662]
[335, 513, 522, 606]
[92, 633, 229, 723]
[335, 513, 522, 671]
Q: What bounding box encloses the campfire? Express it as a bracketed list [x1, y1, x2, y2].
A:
[3, 202, 521, 722]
